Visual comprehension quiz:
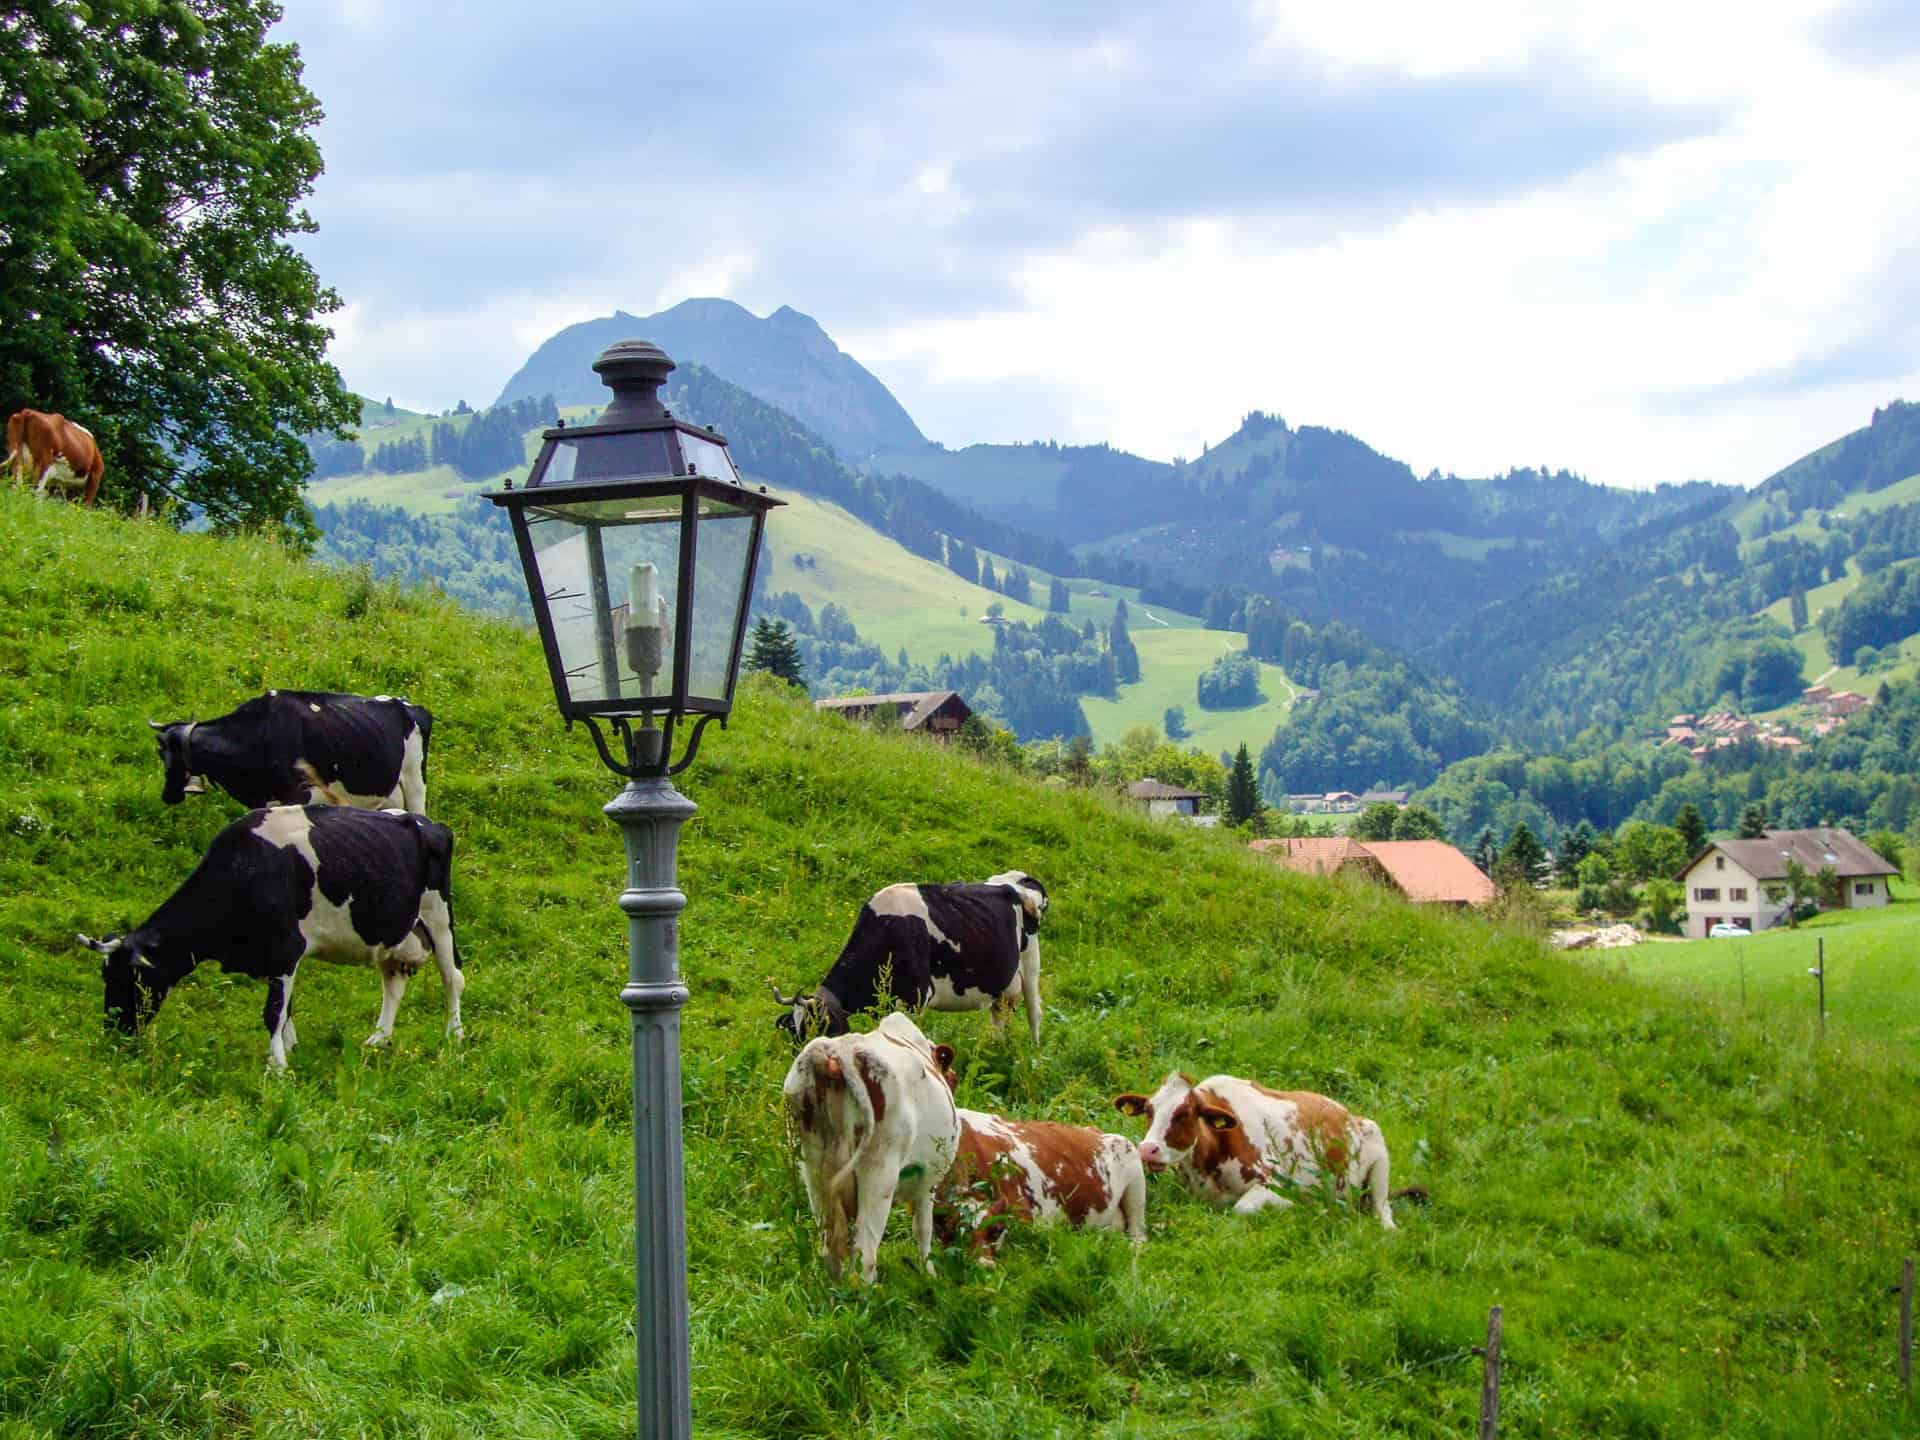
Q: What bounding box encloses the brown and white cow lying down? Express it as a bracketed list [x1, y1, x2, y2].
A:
[782, 1012, 961, 1283]
[1114, 1072, 1416, 1227]
[5, 409, 105, 506]
[936, 1108, 1147, 1259]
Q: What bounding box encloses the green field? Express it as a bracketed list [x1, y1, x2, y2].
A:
[3, 491, 1920, 1435]
[1751, 558, 1920, 710]
[769, 492, 1051, 660]
[1733, 468, 1920, 548]
[1613, 899, 1920, 1047]
[1081, 626, 1297, 755]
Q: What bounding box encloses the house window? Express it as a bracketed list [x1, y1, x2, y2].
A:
[1855, 881, 1876, 896]
[1693, 887, 1720, 901]
[1715, 856, 1725, 871]
[1729, 888, 1747, 901]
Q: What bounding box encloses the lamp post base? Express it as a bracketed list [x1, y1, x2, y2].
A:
[607, 773, 697, 1440]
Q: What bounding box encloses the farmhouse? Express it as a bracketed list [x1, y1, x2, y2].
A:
[1358, 789, 1411, 808]
[1677, 828, 1897, 937]
[1126, 778, 1210, 818]
[813, 690, 973, 736]
[1251, 837, 1497, 907]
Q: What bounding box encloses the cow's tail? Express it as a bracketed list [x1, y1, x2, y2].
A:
[407, 702, 434, 753]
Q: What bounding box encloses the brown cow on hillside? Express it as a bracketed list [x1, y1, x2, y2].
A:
[5, 410, 105, 506]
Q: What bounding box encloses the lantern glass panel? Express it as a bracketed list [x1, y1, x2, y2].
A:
[677, 433, 740, 484]
[543, 430, 677, 488]
[525, 493, 683, 709]
[687, 497, 758, 701]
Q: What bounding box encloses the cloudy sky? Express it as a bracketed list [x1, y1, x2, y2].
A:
[279, 0, 1920, 490]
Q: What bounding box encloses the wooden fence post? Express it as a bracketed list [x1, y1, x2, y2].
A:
[1901, 1257, 1913, 1400]
[1476, 1304, 1503, 1439]
[1808, 939, 1825, 1037]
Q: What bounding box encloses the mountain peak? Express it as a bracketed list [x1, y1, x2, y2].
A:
[492, 299, 924, 460]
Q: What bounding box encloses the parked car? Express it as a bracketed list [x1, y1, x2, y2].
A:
[1708, 922, 1751, 938]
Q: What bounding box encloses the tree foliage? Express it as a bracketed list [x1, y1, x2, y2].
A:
[0, 0, 358, 538]
[1226, 744, 1263, 825]
[745, 617, 805, 687]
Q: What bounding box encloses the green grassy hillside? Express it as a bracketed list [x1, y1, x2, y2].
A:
[3, 492, 1918, 1437]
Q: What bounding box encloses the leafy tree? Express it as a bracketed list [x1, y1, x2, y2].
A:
[1574, 852, 1612, 914]
[1742, 638, 1806, 709]
[1816, 863, 1844, 908]
[1393, 805, 1445, 841]
[1163, 705, 1189, 740]
[1673, 803, 1708, 856]
[1864, 829, 1906, 878]
[1196, 653, 1262, 709]
[745, 617, 805, 687]
[1613, 820, 1688, 883]
[1226, 744, 1263, 825]
[1, 0, 359, 537]
[1789, 589, 1809, 632]
[1780, 857, 1815, 925]
[1048, 576, 1070, 613]
[1640, 877, 1684, 934]
[1351, 802, 1400, 841]
[1738, 804, 1768, 839]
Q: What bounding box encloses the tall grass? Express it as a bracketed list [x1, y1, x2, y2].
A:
[0, 489, 1916, 1437]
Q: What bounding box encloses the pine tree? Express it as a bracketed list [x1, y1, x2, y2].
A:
[1227, 744, 1263, 825]
[1674, 803, 1708, 855]
[1048, 576, 1071, 613]
[1738, 804, 1767, 839]
[1109, 602, 1141, 685]
[745, 617, 805, 687]
[1498, 822, 1547, 887]
[979, 557, 998, 591]
[1472, 827, 1498, 875]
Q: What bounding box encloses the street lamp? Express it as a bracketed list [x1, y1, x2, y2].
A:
[488, 339, 783, 1439]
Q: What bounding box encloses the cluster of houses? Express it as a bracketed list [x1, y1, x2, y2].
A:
[1282, 788, 1410, 815]
[1663, 686, 1872, 761]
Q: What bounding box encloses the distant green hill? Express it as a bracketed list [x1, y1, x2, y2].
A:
[493, 298, 925, 462]
[1438, 401, 1920, 743]
[2, 489, 1917, 1437]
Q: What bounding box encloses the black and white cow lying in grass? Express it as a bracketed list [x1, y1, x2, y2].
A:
[150, 690, 433, 814]
[771, 871, 1048, 1043]
[79, 805, 463, 1069]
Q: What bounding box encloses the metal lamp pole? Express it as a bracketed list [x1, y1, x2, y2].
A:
[606, 727, 696, 1440]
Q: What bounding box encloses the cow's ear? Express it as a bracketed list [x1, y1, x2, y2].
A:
[933, 1043, 955, 1071]
[1113, 1093, 1149, 1117]
[1198, 1105, 1240, 1132]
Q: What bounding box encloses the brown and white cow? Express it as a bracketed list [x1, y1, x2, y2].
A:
[781, 1012, 961, 1283]
[936, 1108, 1147, 1258]
[1113, 1072, 1407, 1227]
[5, 410, 105, 506]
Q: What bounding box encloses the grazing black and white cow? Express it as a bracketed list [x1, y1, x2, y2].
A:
[78, 805, 464, 1069]
[772, 871, 1048, 1043]
[149, 690, 432, 814]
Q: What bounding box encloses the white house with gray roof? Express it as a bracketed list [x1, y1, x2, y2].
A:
[1677, 828, 1896, 938]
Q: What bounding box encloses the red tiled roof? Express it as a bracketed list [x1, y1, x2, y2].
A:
[1361, 841, 1501, 904]
[1248, 837, 1376, 876]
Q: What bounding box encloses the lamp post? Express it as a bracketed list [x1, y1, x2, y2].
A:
[488, 341, 783, 1439]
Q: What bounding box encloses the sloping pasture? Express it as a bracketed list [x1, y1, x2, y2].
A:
[0, 491, 1916, 1437]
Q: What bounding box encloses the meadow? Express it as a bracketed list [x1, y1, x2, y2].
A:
[1616, 900, 1920, 1048]
[1, 490, 1918, 1437]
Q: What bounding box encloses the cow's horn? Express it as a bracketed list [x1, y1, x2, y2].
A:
[76, 933, 111, 954]
[767, 980, 807, 1008]
[147, 720, 164, 731]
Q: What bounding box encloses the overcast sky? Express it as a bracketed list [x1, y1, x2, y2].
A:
[279, 0, 1920, 489]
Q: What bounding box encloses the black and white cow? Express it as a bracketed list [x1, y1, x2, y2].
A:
[149, 690, 432, 814]
[772, 871, 1048, 1044]
[78, 805, 464, 1069]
